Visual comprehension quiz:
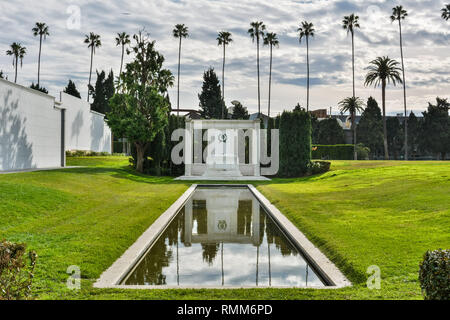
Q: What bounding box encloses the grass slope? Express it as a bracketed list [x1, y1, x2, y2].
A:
[0, 157, 449, 300]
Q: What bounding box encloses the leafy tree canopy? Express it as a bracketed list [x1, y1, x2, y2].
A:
[64, 80, 81, 99]
[231, 100, 249, 120]
[89, 70, 114, 114]
[316, 118, 345, 145]
[30, 82, 48, 94]
[357, 97, 383, 158]
[198, 67, 225, 119]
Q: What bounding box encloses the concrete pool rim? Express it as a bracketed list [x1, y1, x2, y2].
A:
[94, 184, 352, 289]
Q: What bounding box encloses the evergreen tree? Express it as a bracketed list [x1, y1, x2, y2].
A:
[64, 80, 81, 98]
[231, 101, 249, 120]
[30, 83, 48, 94]
[89, 70, 114, 114]
[198, 67, 225, 119]
[0, 70, 5, 79]
[317, 118, 345, 145]
[420, 97, 450, 160]
[387, 117, 403, 160]
[407, 112, 420, 158]
[357, 97, 383, 159]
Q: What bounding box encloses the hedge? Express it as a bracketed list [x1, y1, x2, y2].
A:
[279, 110, 311, 177]
[312, 144, 354, 160]
[419, 249, 450, 300]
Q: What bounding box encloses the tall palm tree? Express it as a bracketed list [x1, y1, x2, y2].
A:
[391, 6, 409, 161]
[442, 4, 450, 20]
[84, 32, 101, 102]
[342, 14, 360, 99]
[338, 97, 365, 160]
[364, 57, 402, 160]
[263, 32, 279, 118]
[115, 32, 130, 79]
[298, 21, 315, 111]
[248, 21, 266, 116]
[217, 31, 233, 119]
[32, 22, 49, 87]
[173, 24, 189, 116]
[6, 43, 26, 83]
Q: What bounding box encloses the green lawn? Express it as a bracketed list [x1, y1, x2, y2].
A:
[0, 157, 449, 300]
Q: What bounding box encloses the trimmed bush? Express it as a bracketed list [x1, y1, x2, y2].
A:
[419, 249, 449, 300]
[66, 150, 110, 157]
[309, 161, 331, 175]
[312, 144, 354, 160]
[279, 110, 311, 177]
[0, 240, 37, 300]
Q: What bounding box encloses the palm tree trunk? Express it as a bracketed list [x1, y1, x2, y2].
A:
[257, 38, 261, 116]
[38, 35, 42, 87]
[382, 81, 389, 160]
[353, 112, 357, 160]
[177, 37, 182, 117]
[268, 44, 273, 118]
[88, 46, 94, 102]
[306, 36, 310, 111]
[351, 32, 355, 98]
[222, 43, 226, 119]
[399, 20, 408, 161]
[120, 44, 124, 78]
[14, 56, 18, 83]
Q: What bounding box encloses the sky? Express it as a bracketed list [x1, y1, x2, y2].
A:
[0, 0, 449, 116]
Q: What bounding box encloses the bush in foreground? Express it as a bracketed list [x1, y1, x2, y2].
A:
[419, 249, 449, 300]
[0, 240, 37, 300]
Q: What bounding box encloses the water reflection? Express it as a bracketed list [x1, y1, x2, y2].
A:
[123, 188, 325, 287]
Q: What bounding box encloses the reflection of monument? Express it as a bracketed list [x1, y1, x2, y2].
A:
[184, 188, 260, 246]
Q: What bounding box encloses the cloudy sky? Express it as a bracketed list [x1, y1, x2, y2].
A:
[0, 0, 449, 116]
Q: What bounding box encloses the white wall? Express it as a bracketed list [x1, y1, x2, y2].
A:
[0, 79, 62, 171]
[61, 92, 111, 153]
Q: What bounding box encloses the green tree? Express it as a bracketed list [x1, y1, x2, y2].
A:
[316, 118, 345, 145]
[248, 21, 266, 116]
[364, 56, 402, 160]
[84, 32, 102, 102]
[442, 4, 450, 20]
[342, 13, 360, 98]
[89, 70, 115, 114]
[217, 31, 233, 118]
[32, 22, 49, 87]
[357, 97, 383, 159]
[0, 71, 4, 79]
[407, 111, 420, 158]
[64, 80, 81, 98]
[391, 6, 409, 160]
[386, 116, 403, 160]
[198, 67, 225, 119]
[338, 96, 364, 160]
[173, 24, 189, 116]
[231, 100, 249, 120]
[115, 32, 130, 80]
[107, 31, 174, 173]
[298, 21, 315, 111]
[420, 97, 450, 160]
[263, 32, 279, 118]
[6, 42, 26, 83]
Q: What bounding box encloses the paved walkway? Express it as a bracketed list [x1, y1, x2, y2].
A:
[0, 166, 83, 174]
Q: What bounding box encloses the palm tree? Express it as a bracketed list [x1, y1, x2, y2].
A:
[263, 32, 279, 118]
[391, 6, 409, 161]
[364, 57, 402, 160]
[6, 43, 26, 83]
[173, 24, 189, 116]
[248, 21, 266, 116]
[32, 22, 49, 87]
[84, 32, 101, 102]
[342, 14, 360, 99]
[115, 32, 130, 80]
[442, 4, 450, 20]
[217, 31, 233, 119]
[338, 97, 365, 160]
[298, 21, 315, 111]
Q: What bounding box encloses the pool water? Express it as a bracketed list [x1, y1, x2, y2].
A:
[122, 187, 326, 287]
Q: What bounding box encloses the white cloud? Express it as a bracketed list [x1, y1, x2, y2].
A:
[0, 0, 448, 116]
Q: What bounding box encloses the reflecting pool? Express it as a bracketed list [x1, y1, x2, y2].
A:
[122, 187, 326, 287]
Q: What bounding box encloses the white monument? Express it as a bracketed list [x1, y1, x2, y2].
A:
[176, 119, 270, 181]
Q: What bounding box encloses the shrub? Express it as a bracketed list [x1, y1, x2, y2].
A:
[279, 110, 312, 177]
[312, 144, 354, 160]
[308, 161, 331, 175]
[66, 150, 111, 157]
[0, 240, 37, 300]
[356, 144, 371, 160]
[419, 249, 449, 300]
